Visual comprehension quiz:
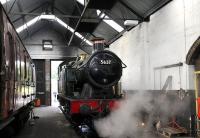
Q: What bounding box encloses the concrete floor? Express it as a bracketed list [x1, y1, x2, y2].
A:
[13, 107, 192, 138]
[14, 106, 79, 138]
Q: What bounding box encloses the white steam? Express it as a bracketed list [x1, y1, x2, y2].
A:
[94, 91, 190, 138]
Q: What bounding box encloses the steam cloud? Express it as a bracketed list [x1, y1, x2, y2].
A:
[94, 91, 190, 138]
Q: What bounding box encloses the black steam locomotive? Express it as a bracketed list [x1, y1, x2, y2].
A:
[57, 39, 126, 124]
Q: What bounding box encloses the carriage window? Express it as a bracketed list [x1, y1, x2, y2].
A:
[15, 42, 17, 79]
[27, 62, 31, 81]
[28, 60, 30, 81]
[30, 65, 33, 82]
[24, 55, 27, 79]
[20, 49, 24, 80]
[0, 31, 2, 68]
[32, 64, 36, 83]
[16, 41, 21, 81]
[31, 65, 33, 82]
[7, 32, 15, 73]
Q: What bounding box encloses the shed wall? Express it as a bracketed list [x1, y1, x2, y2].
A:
[110, 0, 198, 91]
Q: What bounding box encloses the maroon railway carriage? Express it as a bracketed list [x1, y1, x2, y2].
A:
[0, 3, 36, 133]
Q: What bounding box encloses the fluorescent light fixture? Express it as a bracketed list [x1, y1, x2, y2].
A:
[96, 10, 124, 32]
[40, 14, 56, 20]
[103, 16, 124, 32]
[16, 16, 40, 33]
[0, 0, 10, 4]
[56, 18, 75, 33]
[16, 14, 92, 46]
[96, 10, 105, 18]
[124, 20, 139, 26]
[43, 44, 53, 49]
[43, 40, 53, 50]
[76, 0, 84, 5]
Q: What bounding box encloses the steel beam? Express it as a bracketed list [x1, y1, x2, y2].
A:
[8, 0, 17, 14]
[10, 12, 138, 21]
[73, 0, 82, 15]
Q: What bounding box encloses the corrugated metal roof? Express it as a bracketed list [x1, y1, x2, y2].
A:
[1, 0, 172, 52]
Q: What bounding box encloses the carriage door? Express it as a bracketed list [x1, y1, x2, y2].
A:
[34, 60, 46, 105]
[0, 27, 3, 117]
[7, 32, 15, 111]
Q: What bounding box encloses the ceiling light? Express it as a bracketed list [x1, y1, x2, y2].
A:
[76, 0, 85, 5]
[124, 20, 139, 26]
[96, 10, 124, 32]
[0, 0, 10, 4]
[103, 16, 124, 32]
[40, 14, 56, 20]
[96, 10, 105, 18]
[43, 40, 53, 50]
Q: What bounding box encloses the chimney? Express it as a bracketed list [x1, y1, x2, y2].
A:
[92, 38, 105, 52]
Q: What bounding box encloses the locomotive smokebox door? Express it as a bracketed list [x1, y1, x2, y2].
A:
[86, 38, 123, 88]
[87, 51, 122, 88]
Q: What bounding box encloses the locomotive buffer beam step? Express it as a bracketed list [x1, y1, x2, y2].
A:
[157, 127, 187, 138]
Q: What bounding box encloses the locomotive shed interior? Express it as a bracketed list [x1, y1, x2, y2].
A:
[1, 0, 200, 138]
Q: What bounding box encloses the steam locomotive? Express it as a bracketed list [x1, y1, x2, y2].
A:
[0, 4, 36, 136]
[57, 39, 126, 127]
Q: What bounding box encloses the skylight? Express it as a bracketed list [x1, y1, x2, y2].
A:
[16, 14, 92, 46]
[76, 0, 124, 32]
[96, 10, 124, 32]
[55, 17, 93, 45]
[16, 16, 40, 33]
[76, 0, 84, 5]
[0, 0, 10, 4]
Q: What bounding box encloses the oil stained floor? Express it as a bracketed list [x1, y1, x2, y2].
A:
[14, 106, 79, 138]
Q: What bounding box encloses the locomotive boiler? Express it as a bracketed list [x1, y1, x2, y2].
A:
[58, 38, 126, 121]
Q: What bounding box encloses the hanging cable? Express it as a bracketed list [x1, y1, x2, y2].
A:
[183, 0, 188, 90]
[179, 66, 182, 89]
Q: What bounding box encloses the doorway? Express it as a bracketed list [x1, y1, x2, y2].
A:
[186, 36, 200, 135]
[51, 60, 63, 107]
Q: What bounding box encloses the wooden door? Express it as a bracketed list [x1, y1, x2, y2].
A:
[34, 60, 46, 105]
